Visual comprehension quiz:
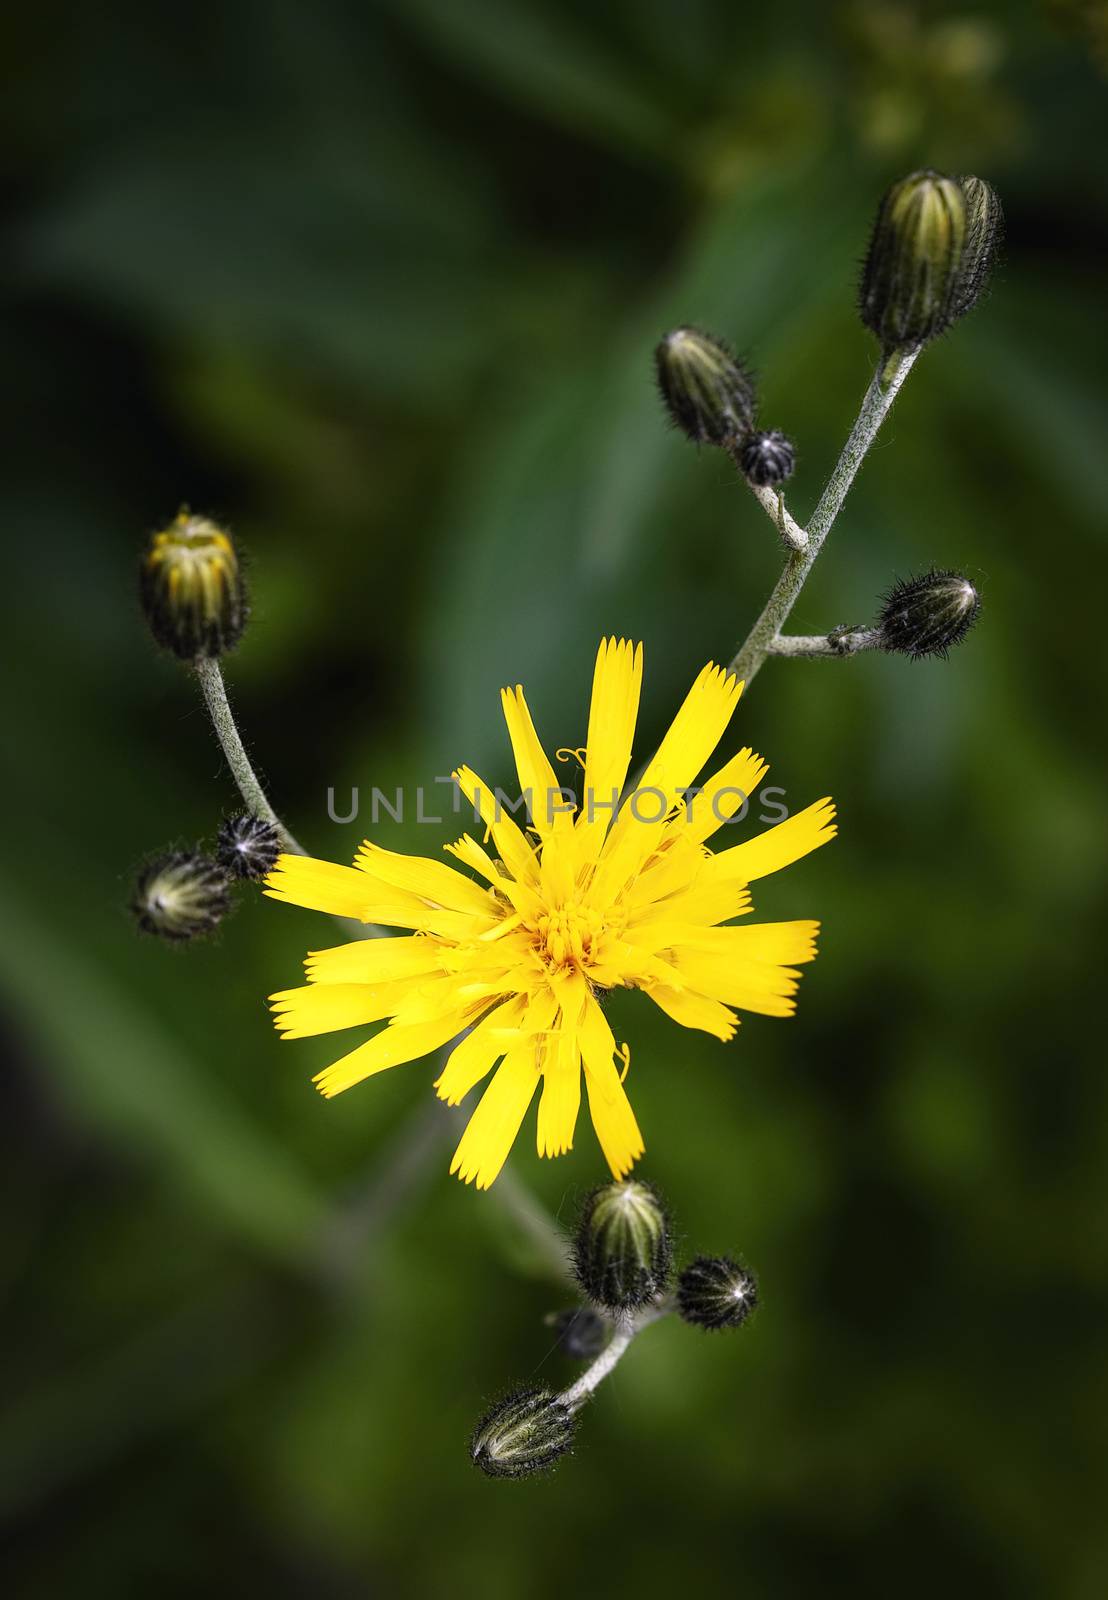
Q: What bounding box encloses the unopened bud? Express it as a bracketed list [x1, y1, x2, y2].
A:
[572, 1180, 672, 1311]
[140, 512, 247, 661]
[655, 327, 756, 446]
[877, 569, 981, 659]
[131, 850, 232, 941]
[676, 1255, 758, 1331]
[860, 170, 1000, 352]
[739, 429, 796, 488]
[217, 813, 282, 880]
[545, 1307, 610, 1361]
[950, 173, 1003, 321]
[470, 1387, 575, 1479]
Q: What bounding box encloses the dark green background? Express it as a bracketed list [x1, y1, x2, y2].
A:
[2, 2, 1105, 1594]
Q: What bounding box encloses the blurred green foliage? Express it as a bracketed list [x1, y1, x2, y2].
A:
[2, 1, 1106, 1594]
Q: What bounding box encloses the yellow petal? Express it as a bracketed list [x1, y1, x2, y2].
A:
[265, 854, 483, 938]
[314, 1005, 479, 1098]
[666, 949, 801, 1017]
[673, 746, 768, 846]
[500, 686, 574, 836]
[354, 840, 494, 915]
[264, 855, 378, 920]
[582, 1055, 644, 1179]
[536, 1023, 581, 1158]
[434, 996, 528, 1105]
[645, 984, 738, 1041]
[591, 662, 742, 900]
[449, 1044, 542, 1189]
[707, 798, 836, 883]
[453, 765, 539, 886]
[670, 920, 819, 966]
[269, 980, 415, 1039]
[303, 935, 448, 985]
[576, 637, 643, 852]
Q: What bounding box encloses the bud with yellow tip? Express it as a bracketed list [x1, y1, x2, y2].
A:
[140, 512, 247, 661]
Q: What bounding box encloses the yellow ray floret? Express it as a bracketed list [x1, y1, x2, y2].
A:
[263, 638, 835, 1187]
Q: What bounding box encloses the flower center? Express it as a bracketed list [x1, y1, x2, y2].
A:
[533, 900, 610, 972]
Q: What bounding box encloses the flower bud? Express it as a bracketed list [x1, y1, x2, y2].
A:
[140, 512, 247, 661]
[572, 1180, 672, 1312]
[655, 327, 756, 446]
[676, 1255, 758, 1331]
[470, 1387, 575, 1479]
[739, 429, 796, 488]
[950, 174, 1003, 321]
[217, 813, 282, 881]
[545, 1307, 610, 1361]
[860, 170, 1000, 352]
[877, 569, 981, 659]
[131, 850, 232, 941]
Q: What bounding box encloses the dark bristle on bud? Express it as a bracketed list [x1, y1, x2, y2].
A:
[859, 170, 1001, 353]
[655, 327, 757, 446]
[877, 569, 981, 659]
[739, 430, 796, 488]
[217, 813, 282, 880]
[572, 1180, 672, 1312]
[545, 1307, 610, 1361]
[470, 1388, 575, 1479]
[131, 850, 232, 941]
[677, 1256, 758, 1332]
[140, 511, 247, 661]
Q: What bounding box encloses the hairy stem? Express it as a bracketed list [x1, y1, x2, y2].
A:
[728, 348, 919, 688]
[559, 1299, 673, 1411]
[194, 658, 306, 854]
[768, 627, 883, 658]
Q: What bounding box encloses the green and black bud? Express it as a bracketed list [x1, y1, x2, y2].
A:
[140, 511, 247, 661]
[655, 327, 756, 446]
[860, 170, 1001, 353]
[131, 849, 232, 941]
[545, 1307, 610, 1361]
[739, 429, 796, 488]
[470, 1387, 575, 1479]
[950, 174, 1004, 322]
[573, 1180, 672, 1312]
[217, 813, 282, 881]
[676, 1255, 758, 1332]
[877, 569, 981, 659]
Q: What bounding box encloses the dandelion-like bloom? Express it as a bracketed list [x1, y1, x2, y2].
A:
[265, 640, 835, 1188]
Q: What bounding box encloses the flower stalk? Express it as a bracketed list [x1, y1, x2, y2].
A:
[558, 1298, 673, 1412]
[194, 657, 305, 855]
[728, 348, 919, 688]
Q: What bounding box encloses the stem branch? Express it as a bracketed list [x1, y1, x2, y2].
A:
[728, 348, 918, 689]
[559, 1299, 673, 1411]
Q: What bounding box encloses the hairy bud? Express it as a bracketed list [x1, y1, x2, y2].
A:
[140, 511, 247, 661]
[676, 1255, 758, 1331]
[860, 170, 1001, 352]
[877, 569, 981, 659]
[739, 429, 796, 487]
[545, 1307, 610, 1361]
[131, 850, 232, 941]
[572, 1180, 672, 1311]
[950, 174, 1003, 321]
[655, 327, 756, 446]
[470, 1387, 575, 1479]
[217, 813, 282, 881]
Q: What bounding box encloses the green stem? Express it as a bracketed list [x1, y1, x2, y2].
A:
[728, 348, 919, 689]
[558, 1298, 673, 1411]
[194, 658, 306, 855]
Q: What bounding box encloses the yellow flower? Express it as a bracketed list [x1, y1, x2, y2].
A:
[265, 639, 835, 1189]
